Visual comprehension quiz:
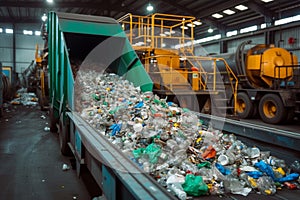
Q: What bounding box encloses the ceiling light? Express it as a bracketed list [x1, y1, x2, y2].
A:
[41, 13, 47, 22]
[5, 28, 13, 34]
[0, 28, 2, 33]
[23, 30, 33, 35]
[235, 5, 248, 11]
[226, 30, 237, 37]
[193, 21, 202, 25]
[261, 0, 273, 2]
[146, 3, 154, 11]
[164, 30, 175, 35]
[180, 26, 188, 30]
[240, 25, 257, 33]
[212, 13, 223, 19]
[35, 31, 41, 36]
[46, 0, 53, 3]
[208, 28, 213, 33]
[223, 9, 235, 15]
[187, 23, 195, 27]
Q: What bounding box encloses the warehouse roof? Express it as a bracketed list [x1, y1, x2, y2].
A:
[0, 0, 299, 39]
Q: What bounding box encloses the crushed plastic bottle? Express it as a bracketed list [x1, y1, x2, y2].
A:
[257, 176, 276, 195]
[168, 183, 187, 200]
[291, 160, 300, 173]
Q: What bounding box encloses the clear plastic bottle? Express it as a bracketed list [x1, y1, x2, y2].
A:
[291, 160, 300, 173]
[267, 156, 286, 168]
[257, 176, 276, 195]
[168, 183, 187, 200]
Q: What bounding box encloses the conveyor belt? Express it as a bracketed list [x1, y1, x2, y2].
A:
[68, 111, 176, 200]
[196, 113, 300, 152]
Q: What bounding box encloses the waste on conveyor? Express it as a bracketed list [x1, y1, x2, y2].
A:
[76, 71, 300, 199]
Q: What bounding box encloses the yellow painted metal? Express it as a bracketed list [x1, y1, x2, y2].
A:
[118, 13, 195, 49]
[35, 44, 42, 66]
[118, 13, 239, 114]
[246, 44, 297, 88]
[40, 70, 45, 97]
[236, 99, 246, 113]
[263, 100, 277, 119]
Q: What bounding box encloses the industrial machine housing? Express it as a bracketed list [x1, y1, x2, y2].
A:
[119, 13, 300, 124]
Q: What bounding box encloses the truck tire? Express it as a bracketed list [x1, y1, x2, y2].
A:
[259, 94, 287, 124]
[59, 115, 72, 156]
[236, 92, 253, 118]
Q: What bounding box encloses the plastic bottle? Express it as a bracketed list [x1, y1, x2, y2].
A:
[223, 176, 246, 194]
[218, 154, 229, 166]
[267, 156, 286, 168]
[168, 183, 187, 200]
[291, 160, 300, 173]
[166, 139, 179, 152]
[257, 176, 276, 195]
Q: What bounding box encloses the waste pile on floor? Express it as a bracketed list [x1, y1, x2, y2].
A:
[10, 88, 38, 106]
[77, 71, 299, 199]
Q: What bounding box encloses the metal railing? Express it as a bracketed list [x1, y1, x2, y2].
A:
[274, 65, 300, 89]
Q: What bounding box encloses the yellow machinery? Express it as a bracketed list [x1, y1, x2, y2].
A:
[222, 40, 300, 124]
[118, 13, 238, 116]
[245, 44, 296, 88]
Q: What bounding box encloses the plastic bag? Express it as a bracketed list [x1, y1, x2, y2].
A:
[202, 145, 216, 159]
[182, 174, 208, 196]
[132, 148, 145, 159]
[275, 173, 299, 183]
[254, 160, 275, 179]
[144, 143, 162, 164]
[197, 162, 211, 169]
[246, 171, 263, 179]
[109, 123, 122, 136]
[215, 163, 231, 175]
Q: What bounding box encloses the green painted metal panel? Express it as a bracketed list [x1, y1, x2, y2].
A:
[59, 20, 126, 37]
[48, 11, 153, 117]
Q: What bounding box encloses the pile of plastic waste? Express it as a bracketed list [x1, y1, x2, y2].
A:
[77, 71, 300, 199]
[10, 88, 38, 106]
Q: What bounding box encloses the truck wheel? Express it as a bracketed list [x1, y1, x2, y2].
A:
[236, 93, 253, 118]
[59, 115, 72, 156]
[259, 94, 286, 124]
[49, 107, 58, 133]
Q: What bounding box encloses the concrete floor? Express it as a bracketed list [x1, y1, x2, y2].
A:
[0, 105, 100, 200]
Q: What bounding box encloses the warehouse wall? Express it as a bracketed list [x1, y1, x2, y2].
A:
[194, 43, 220, 56]
[0, 23, 44, 77]
[198, 25, 300, 60]
[226, 35, 265, 53]
[275, 27, 300, 59]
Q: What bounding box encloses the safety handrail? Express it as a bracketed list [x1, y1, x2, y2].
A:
[274, 65, 300, 89]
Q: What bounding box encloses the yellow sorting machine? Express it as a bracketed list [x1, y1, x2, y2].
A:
[118, 13, 238, 117]
[221, 40, 300, 124]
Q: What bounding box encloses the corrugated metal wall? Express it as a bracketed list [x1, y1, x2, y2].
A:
[195, 27, 300, 63]
[0, 23, 44, 76]
[194, 43, 220, 55]
[275, 27, 300, 59]
[226, 35, 265, 53]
